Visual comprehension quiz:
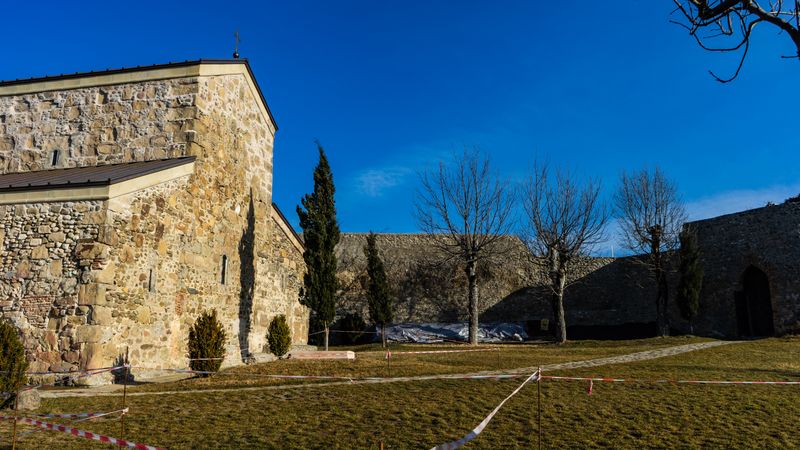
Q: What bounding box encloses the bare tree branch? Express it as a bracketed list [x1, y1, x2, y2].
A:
[672, 0, 800, 81]
[519, 162, 607, 343]
[615, 166, 687, 336]
[414, 147, 515, 344]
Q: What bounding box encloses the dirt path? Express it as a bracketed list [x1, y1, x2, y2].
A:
[39, 340, 737, 399]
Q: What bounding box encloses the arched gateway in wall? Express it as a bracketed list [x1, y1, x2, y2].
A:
[734, 266, 775, 337]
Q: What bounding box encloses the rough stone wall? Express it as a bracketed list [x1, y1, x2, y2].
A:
[336, 233, 657, 337]
[0, 201, 105, 374]
[336, 234, 537, 323]
[482, 256, 657, 329]
[0, 70, 308, 380]
[94, 72, 306, 374]
[0, 79, 197, 173]
[682, 201, 800, 337]
[259, 212, 307, 344]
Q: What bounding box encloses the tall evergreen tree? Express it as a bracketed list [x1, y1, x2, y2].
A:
[297, 143, 340, 351]
[363, 232, 393, 348]
[677, 227, 703, 333]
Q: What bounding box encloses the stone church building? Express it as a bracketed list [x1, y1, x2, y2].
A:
[0, 60, 309, 379]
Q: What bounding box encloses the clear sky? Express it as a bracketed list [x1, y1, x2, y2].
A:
[1, 1, 798, 254]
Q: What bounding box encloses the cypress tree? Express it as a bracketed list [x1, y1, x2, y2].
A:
[297, 143, 339, 351]
[677, 227, 703, 333]
[363, 232, 393, 347]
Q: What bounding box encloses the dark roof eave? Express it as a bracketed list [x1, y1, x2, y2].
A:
[0, 156, 196, 193]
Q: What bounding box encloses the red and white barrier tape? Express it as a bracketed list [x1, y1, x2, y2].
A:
[0, 365, 131, 395]
[19, 365, 128, 393]
[131, 366, 360, 380]
[541, 375, 800, 385]
[26, 364, 127, 376]
[130, 366, 531, 382]
[307, 329, 381, 337]
[19, 408, 129, 438]
[0, 364, 127, 376]
[32, 408, 129, 420]
[386, 348, 499, 357]
[430, 370, 540, 450]
[0, 415, 162, 449]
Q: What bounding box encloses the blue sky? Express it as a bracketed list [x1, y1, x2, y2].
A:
[1, 1, 798, 254]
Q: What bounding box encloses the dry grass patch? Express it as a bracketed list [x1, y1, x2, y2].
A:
[5, 336, 796, 449]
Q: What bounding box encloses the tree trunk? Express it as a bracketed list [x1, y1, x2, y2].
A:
[655, 268, 670, 337]
[548, 252, 568, 344]
[381, 323, 387, 348]
[466, 261, 479, 346]
[552, 272, 567, 344]
[324, 324, 329, 351]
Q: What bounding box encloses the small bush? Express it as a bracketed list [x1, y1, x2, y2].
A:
[0, 320, 28, 409]
[267, 315, 292, 357]
[188, 310, 226, 375]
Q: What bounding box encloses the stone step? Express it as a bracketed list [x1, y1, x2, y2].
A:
[288, 350, 356, 360]
[290, 344, 318, 352]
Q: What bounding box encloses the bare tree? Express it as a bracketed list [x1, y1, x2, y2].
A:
[615, 167, 687, 337]
[672, 1, 800, 82]
[414, 148, 515, 345]
[520, 164, 607, 344]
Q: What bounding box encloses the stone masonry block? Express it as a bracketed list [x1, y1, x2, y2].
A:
[78, 283, 106, 306]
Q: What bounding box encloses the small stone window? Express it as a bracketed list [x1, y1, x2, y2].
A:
[148, 269, 156, 293]
[51, 149, 60, 167]
[220, 255, 228, 285]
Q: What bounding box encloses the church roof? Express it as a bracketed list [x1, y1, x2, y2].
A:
[0, 59, 278, 130]
[0, 157, 196, 192]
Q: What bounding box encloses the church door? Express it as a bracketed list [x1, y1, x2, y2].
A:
[735, 266, 775, 337]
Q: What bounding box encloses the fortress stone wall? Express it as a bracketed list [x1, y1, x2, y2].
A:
[335, 234, 656, 336]
[337, 196, 800, 339]
[679, 200, 800, 337]
[0, 61, 308, 382]
[336, 234, 537, 323]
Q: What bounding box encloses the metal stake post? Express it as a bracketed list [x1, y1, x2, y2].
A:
[11, 387, 19, 450]
[122, 346, 129, 435]
[537, 366, 542, 450]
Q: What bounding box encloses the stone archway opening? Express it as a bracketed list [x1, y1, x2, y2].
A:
[734, 266, 775, 337]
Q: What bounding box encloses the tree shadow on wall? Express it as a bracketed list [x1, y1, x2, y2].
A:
[238, 193, 256, 362]
[397, 259, 463, 322]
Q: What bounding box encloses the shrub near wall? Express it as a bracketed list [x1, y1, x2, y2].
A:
[188, 310, 226, 375]
[267, 315, 292, 358]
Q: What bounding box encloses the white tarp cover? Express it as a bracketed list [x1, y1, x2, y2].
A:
[382, 322, 527, 343]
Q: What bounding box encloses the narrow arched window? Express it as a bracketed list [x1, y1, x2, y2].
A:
[221, 255, 228, 285]
[51, 149, 60, 167]
[148, 268, 156, 293]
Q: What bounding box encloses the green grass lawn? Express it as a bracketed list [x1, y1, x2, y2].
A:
[1, 336, 798, 449]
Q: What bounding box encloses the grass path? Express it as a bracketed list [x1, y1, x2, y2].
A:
[40, 340, 736, 399]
